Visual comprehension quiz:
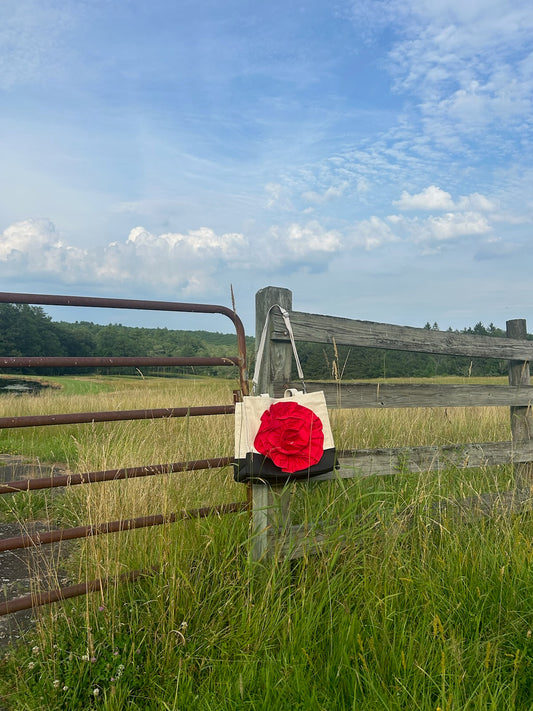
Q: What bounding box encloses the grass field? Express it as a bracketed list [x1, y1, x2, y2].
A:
[1, 374, 533, 710]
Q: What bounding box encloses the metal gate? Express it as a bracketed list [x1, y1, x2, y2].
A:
[0, 292, 249, 616]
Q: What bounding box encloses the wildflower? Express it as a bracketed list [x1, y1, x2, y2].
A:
[53, 680, 60, 688]
[62, 686, 68, 692]
[93, 688, 100, 697]
[98, 606, 105, 612]
[91, 656, 97, 663]
[81, 654, 89, 661]
[179, 621, 188, 631]
[32, 646, 39, 655]
[28, 662, 35, 670]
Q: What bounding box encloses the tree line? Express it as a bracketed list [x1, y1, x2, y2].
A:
[0, 303, 252, 378]
[0, 303, 524, 380]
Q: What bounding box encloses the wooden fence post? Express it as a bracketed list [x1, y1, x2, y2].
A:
[506, 319, 533, 488]
[251, 287, 293, 561]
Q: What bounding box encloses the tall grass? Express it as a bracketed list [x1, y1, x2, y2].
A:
[2, 375, 533, 710]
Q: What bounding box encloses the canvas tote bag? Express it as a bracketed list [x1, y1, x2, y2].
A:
[233, 305, 337, 484]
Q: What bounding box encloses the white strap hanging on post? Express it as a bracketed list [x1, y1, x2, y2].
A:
[252, 304, 306, 394]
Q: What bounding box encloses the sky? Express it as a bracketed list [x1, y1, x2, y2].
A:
[1, 0, 533, 336]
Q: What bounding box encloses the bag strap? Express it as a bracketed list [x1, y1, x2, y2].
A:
[253, 304, 306, 394]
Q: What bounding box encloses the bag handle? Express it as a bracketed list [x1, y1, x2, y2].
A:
[253, 304, 306, 394]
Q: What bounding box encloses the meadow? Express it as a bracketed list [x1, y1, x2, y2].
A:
[1, 373, 533, 710]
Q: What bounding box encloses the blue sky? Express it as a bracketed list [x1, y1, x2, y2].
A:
[1, 0, 533, 334]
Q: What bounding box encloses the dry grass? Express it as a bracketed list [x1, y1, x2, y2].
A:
[2, 374, 532, 711]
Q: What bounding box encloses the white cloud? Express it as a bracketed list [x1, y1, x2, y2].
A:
[0, 218, 58, 259]
[0, 219, 248, 294]
[0, 217, 344, 294]
[269, 221, 342, 259]
[394, 185, 454, 210]
[389, 210, 493, 252]
[425, 212, 491, 241]
[126, 226, 246, 256]
[351, 216, 400, 250]
[99, 226, 248, 293]
[0, 219, 88, 278]
[394, 186, 496, 212]
[456, 193, 496, 212]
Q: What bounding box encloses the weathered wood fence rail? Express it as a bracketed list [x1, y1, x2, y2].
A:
[252, 286, 533, 560]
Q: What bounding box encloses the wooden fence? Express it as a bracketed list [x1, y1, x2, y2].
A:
[251, 286, 533, 561]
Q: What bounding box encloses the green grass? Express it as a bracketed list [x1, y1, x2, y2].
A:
[2, 376, 533, 710]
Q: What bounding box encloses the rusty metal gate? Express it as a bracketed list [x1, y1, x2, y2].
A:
[0, 292, 249, 616]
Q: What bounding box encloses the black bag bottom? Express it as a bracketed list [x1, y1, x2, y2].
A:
[233, 448, 338, 484]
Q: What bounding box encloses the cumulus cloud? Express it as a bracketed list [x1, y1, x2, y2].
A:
[388, 209, 493, 252]
[0, 219, 88, 278]
[0, 219, 249, 294]
[394, 186, 496, 212]
[268, 221, 342, 262]
[126, 226, 246, 256]
[0, 217, 345, 293]
[424, 212, 491, 241]
[394, 185, 454, 211]
[97, 226, 249, 293]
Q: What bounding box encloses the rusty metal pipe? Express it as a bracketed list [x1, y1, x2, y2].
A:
[0, 404, 235, 430]
[0, 501, 248, 552]
[0, 291, 249, 394]
[0, 568, 157, 616]
[0, 356, 239, 368]
[0, 456, 235, 494]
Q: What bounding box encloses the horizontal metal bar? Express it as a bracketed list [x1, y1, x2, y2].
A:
[0, 501, 248, 552]
[0, 291, 249, 395]
[0, 567, 157, 616]
[0, 356, 239, 368]
[0, 291, 238, 320]
[0, 456, 235, 494]
[0, 404, 235, 430]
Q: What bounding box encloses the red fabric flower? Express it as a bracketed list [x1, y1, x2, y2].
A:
[253, 400, 324, 473]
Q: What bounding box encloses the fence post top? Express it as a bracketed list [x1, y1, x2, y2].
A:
[256, 286, 292, 299]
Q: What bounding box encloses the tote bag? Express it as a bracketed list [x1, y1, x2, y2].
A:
[233, 305, 337, 484]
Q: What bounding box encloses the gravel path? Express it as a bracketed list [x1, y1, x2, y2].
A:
[0, 456, 72, 652]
